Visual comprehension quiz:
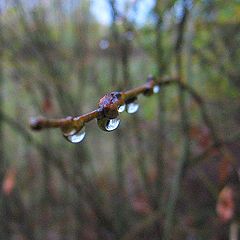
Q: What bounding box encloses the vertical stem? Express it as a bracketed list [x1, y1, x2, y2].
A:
[121, 40, 131, 87]
[0, 10, 4, 182]
[0, 11, 11, 239]
[109, 0, 119, 88]
[163, 1, 189, 239]
[109, 1, 128, 237]
[132, 116, 155, 208]
[154, 1, 167, 210]
[114, 130, 127, 238]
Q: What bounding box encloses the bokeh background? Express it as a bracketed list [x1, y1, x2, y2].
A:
[0, 0, 240, 239]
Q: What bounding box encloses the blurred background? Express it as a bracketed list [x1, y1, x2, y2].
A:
[0, 0, 240, 239]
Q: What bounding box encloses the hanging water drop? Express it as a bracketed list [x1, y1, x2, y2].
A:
[118, 104, 126, 113]
[62, 128, 77, 136]
[153, 85, 160, 93]
[97, 118, 120, 132]
[126, 101, 139, 114]
[63, 126, 86, 144]
[105, 118, 120, 131]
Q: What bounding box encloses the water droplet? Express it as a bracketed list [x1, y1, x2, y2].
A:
[97, 118, 120, 132]
[153, 85, 160, 93]
[63, 126, 86, 144]
[105, 118, 120, 131]
[126, 101, 139, 114]
[118, 104, 126, 113]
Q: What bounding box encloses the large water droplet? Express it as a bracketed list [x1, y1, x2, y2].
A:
[97, 118, 120, 132]
[153, 85, 160, 94]
[126, 101, 139, 114]
[105, 118, 120, 131]
[63, 126, 86, 144]
[118, 104, 126, 113]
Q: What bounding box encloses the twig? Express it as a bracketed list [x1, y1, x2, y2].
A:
[30, 76, 179, 131]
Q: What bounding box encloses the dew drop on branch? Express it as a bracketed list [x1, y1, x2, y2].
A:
[63, 126, 86, 144]
[126, 101, 139, 114]
[97, 118, 120, 132]
[118, 104, 126, 113]
[105, 118, 120, 131]
[153, 85, 160, 94]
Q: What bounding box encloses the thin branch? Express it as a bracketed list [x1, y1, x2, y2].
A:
[30, 76, 179, 131]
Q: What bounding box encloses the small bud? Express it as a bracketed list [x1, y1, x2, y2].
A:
[30, 117, 44, 130]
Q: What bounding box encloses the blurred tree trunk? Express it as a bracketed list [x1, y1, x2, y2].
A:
[153, 0, 167, 210]
[163, 1, 190, 239]
[0, 11, 11, 239]
[0, 10, 4, 181]
[109, 1, 128, 237]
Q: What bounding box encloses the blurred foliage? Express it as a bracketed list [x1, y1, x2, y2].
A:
[0, 0, 240, 239]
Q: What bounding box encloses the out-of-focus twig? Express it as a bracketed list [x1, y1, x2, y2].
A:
[153, 0, 168, 211]
[163, 1, 189, 239]
[109, 1, 128, 235]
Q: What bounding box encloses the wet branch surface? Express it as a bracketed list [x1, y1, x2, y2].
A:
[30, 76, 178, 132]
[27, 75, 206, 136]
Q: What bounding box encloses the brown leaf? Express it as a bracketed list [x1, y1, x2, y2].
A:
[216, 186, 235, 223]
[2, 168, 17, 195]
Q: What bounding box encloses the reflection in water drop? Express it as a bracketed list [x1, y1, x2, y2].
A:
[97, 118, 121, 132]
[63, 126, 86, 144]
[118, 104, 126, 113]
[126, 101, 139, 114]
[153, 85, 160, 93]
[105, 118, 120, 131]
[63, 128, 77, 136]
